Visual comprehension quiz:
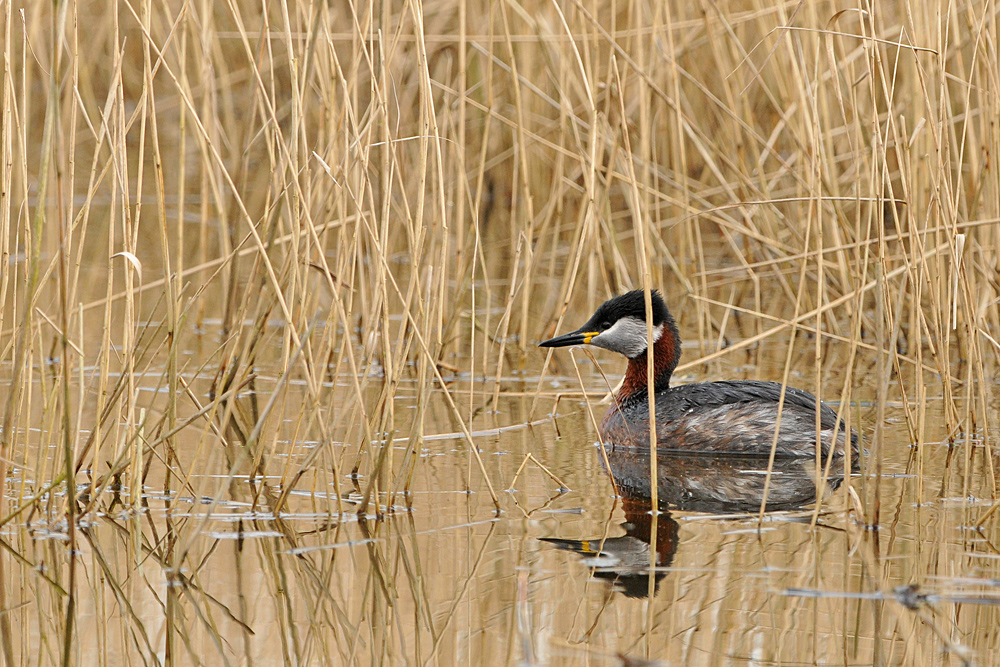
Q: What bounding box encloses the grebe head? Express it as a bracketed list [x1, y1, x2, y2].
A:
[539, 290, 679, 363]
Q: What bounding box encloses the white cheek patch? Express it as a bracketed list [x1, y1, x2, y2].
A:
[592, 318, 663, 358]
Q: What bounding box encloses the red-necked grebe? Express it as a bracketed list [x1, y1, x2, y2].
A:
[540, 289, 858, 458]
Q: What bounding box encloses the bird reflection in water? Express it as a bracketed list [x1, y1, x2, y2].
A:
[542, 447, 853, 598]
[542, 494, 678, 599]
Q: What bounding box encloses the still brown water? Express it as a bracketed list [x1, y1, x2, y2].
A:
[6, 323, 997, 666]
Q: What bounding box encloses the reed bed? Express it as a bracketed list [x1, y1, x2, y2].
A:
[1, 0, 998, 664]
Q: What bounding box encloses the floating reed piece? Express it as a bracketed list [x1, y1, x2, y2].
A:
[0, 0, 997, 663]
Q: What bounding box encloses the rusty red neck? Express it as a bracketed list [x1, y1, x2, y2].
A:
[618, 327, 680, 400]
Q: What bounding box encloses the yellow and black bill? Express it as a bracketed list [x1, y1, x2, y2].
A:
[538, 328, 597, 348]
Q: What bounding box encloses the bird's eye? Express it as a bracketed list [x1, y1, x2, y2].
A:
[599, 321, 612, 331]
